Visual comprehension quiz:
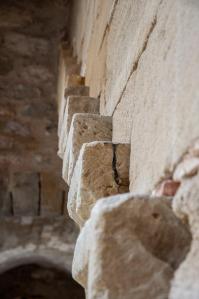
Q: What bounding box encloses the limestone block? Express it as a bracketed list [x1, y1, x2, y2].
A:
[68, 142, 130, 226]
[72, 218, 91, 287]
[62, 114, 112, 185]
[72, 193, 190, 298]
[58, 96, 99, 159]
[10, 172, 39, 216]
[170, 174, 199, 299]
[65, 74, 85, 88]
[173, 156, 199, 182]
[58, 85, 89, 136]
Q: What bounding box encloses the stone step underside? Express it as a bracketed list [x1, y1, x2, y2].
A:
[58, 85, 89, 136]
[72, 193, 191, 298]
[58, 96, 99, 159]
[68, 142, 130, 227]
[62, 114, 112, 185]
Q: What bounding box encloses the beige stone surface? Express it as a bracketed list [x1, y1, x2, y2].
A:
[74, 193, 190, 299]
[68, 142, 130, 226]
[69, 0, 199, 196]
[66, 74, 85, 88]
[58, 85, 89, 136]
[58, 96, 99, 159]
[62, 114, 112, 185]
[170, 174, 199, 299]
[72, 218, 91, 288]
[173, 156, 199, 181]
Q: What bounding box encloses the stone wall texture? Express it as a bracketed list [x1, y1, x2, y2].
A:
[69, 0, 199, 193]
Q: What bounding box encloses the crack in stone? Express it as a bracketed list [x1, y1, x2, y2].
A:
[111, 15, 158, 116]
[98, 0, 119, 53]
[112, 144, 120, 186]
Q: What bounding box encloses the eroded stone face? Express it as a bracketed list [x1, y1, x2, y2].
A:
[58, 86, 90, 137]
[68, 142, 130, 226]
[62, 114, 112, 185]
[72, 218, 91, 287]
[58, 96, 99, 158]
[169, 174, 199, 299]
[72, 193, 190, 298]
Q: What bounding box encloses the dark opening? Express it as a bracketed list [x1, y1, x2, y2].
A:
[0, 263, 85, 299]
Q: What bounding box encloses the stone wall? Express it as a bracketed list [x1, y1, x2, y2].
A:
[68, 0, 199, 193]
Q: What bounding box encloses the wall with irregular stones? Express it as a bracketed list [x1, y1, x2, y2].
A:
[0, 0, 71, 216]
[68, 0, 199, 193]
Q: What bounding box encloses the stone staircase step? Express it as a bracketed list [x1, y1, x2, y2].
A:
[72, 193, 190, 299]
[58, 85, 89, 136]
[68, 141, 130, 226]
[58, 96, 99, 159]
[62, 113, 112, 185]
[65, 74, 85, 88]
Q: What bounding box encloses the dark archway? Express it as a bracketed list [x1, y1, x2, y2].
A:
[0, 263, 85, 299]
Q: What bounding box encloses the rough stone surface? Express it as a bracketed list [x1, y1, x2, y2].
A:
[66, 74, 85, 88]
[69, 0, 199, 195]
[58, 96, 99, 158]
[62, 114, 112, 185]
[72, 218, 91, 287]
[58, 86, 90, 137]
[173, 156, 199, 181]
[0, 0, 70, 217]
[68, 142, 130, 226]
[170, 174, 199, 299]
[74, 193, 190, 299]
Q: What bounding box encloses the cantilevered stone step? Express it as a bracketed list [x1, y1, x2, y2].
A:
[65, 74, 85, 88]
[68, 141, 130, 226]
[72, 218, 91, 288]
[72, 193, 190, 299]
[58, 96, 99, 159]
[62, 114, 112, 185]
[58, 85, 89, 136]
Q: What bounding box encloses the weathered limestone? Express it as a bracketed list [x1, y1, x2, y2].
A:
[169, 174, 199, 299]
[10, 172, 39, 216]
[62, 114, 112, 185]
[66, 74, 85, 88]
[72, 218, 91, 287]
[58, 96, 99, 159]
[58, 85, 89, 137]
[173, 156, 199, 182]
[72, 193, 190, 298]
[68, 142, 130, 226]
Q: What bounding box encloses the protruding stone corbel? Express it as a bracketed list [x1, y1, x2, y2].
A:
[58, 85, 89, 136]
[68, 141, 130, 226]
[72, 193, 190, 298]
[62, 114, 112, 185]
[58, 96, 99, 158]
